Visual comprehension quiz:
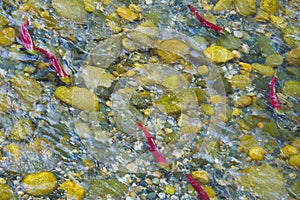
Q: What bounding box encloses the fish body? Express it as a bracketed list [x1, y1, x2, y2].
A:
[136, 122, 168, 168]
[19, 19, 35, 52]
[186, 174, 210, 200]
[188, 5, 224, 33]
[269, 76, 284, 115]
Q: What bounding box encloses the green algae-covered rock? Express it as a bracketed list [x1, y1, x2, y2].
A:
[0, 14, 9, 27]
[283, 80, 300, 99]
[233, 95, 252, 108]
[60, 181, 85, 200]
[204, 46, 234, 63]
[164, 185, 175, 195]
[254, 34, 276, 56]
[260, 0, 279, 14]
[157, 39, 190, 63]
[0, 183, 14, 200]
[231, 75, 251, 89]
[52, 0, 88, 23]
[156, 93, 181, 116]
[4, 143, 21, 164]
[285, 47, 300, 66]
[116, 6, 138, 22]
[289, 154, 300, 169]
[252, 63, 275, 76]
[235, 165, 288, 199]
[11, 74, 42, 104]
[200, 104, 214, 116]
[282, 26, 300, 48]
[262, 121, 280, 138]
[176, 88, 204, 110]
[265, 54, 283, 67]
[23, 172, 57, 196]
[89, 179, 128, 198]
[291, 181, 300, 197]
[234, 0, 256, 16]
[130, 91, 151, 109]
[126, 31, 156, 49]
[216, 34, 242, 50]
[10, 118, 34, 141]
[213, 0, 232, 13]
[0, 94, 10, 113]
[54, 86, 100, 112]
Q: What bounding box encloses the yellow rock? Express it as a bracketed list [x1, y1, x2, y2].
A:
[116, 7, 138, 22]
[239, 135, 256, 153]
[83, 0, 94, 13]
[209, 95, 223, 104]
[270, 15, 287, 29]
[261, 0, 279, 14]
[213, 0, 232, 13]
[61, 181, 85, 200]
[255, 9, 270, 22]
[232, 108, 242, 116]
[203, 186, 216, 198]
[0, 27, 15, 46]
[0, 183, 14, 200]
[289, 154, 300, 169]
[54, 86, 100, 112]
[233, 95, 252, 108]
[234, 0, 256, 16]
[231, 75, 251, 89]
[236, 119, 252, 131]
[238, 62, 252, 72]
[191, 170, 210, 184]
[252, 63, 275, 76]
[23, 172, 57, 196]
[248, 146, 266, 161]
[204, 46, 234, 64]
[198, 65, 209, 76]
[157, 39, 190, 63]
[281, 145, 298, 157]
[5, 143, 21, 164]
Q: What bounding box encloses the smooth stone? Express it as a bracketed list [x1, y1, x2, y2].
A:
[80, 65, 116, 90]
[216, 35, 242, 50]
[126, 31, 156, 49]
[60, 181, 85, 200]
[54, 86, 100, 112]
[233, 95, 252, 108]
[162, 74, 189, 91]
[0, 183, 14, 200]
[134, 22, 159, 38]
[157, 39, 190, 63]
[164, 185, 175, 195]
[255, 9, 269, 22]
[282, 26, 300, 48]
[270, 15, 287, 29]
[204, 46, 234, 63]
[248, 146, 266, 160]
[116, 6, 138, 22]
[289, 154, 300, 169]
[281, 145, 298, 157]
[10, 118, 34, 141]
[0, 27, 15, 46]
[52, 0, 88, 23]
[22, 172, 57, 196]
[83, 0, 94, 13]
[252, 63, 275, 76]
[89, 35, 122, 68]
[285, 47, 300, 66]
[283, 80, 300, 99]
[233, 31, 243, 38]
[265, 54, 283, 67]
[156, 93, 181, 116]
[0, 14, 9, 27]
[231, 75, 251, 89]
[234, 0, 256, 16]
[260, 0, 279, 14]
[213, 0, 232, 12]
[191, 170, 210, 184]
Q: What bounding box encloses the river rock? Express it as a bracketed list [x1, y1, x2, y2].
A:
[260, 0, 279, 14]
[265, 54, 283, 67]
[22, 171, 57, 196]
[216, 35, 242, 50]
[176, 88, 204, 110]
[270, 15, 287, 29]
[126, 31, 156, 49]
[156, 93, 181, 116]
[83, 0, 94, 13]
[283, 80, 300, 99]
[0, 27, 15, 46]
[135, 22, 160, 38]
[0, 94, 11, 113]
[233, 95, 252, 107]
[0, 14, 9, 27]
[282, 26, 300, 48]
[80, 65, 116, 90]
[162, 74, 190, 91]
[255, 9, 269, 22]
[10, 118, 34, 141]
[281, 145, 298, 157]
[89, 178, 128, 198]
[213, 0, 232, 12]
[231, 75, 251, 89]
[252, 63, 275, 76]
[289, 154, 300, 169]
[60, 181, 85, 200]
[157, 39, 190, 63]
[0, 183, 14, 200]
[89, 35, 122, 68]
[248, 146, 266, 160]
[191, 170, 210, 184]
[204, 46, 234, 63]
[54, 86, 100, 112]
[116, 6, 138, 22]
[234, 165, 288, 199]
[234, 0, 256, 16]
[52, 0, 88, 23]
[285, 47, 300, 66]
